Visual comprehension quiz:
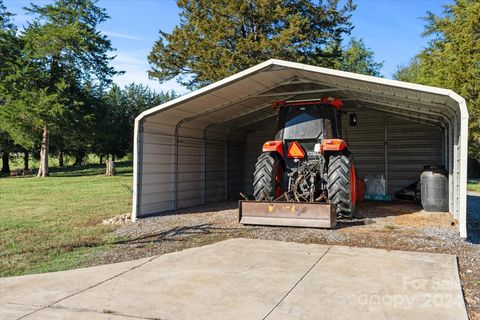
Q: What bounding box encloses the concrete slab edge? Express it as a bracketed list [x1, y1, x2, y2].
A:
[15, 256, 159, 320]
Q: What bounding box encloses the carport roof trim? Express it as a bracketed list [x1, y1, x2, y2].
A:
[136, 59, 468, 123]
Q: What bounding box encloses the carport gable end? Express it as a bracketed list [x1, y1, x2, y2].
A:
[131, 59, 469, 238]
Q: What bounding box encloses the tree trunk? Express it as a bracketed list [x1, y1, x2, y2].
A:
[99, 155, 103, 165]
[24, 151, 29, 170]
[1, 152, 10, 174]
[37, 125, 49, 177]
[112, 154, 116, 161]
[74, 152, 84, 166]
[105, 160, 116, 176]
[59, 149, 64, 167]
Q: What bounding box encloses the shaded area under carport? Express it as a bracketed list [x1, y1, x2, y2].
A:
[132, 59, 469, 237]
[467, 192, 480, 244]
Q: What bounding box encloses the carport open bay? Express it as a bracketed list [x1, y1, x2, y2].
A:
[0, 239, 468, 320]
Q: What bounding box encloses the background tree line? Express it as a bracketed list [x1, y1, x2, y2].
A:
[148, 0, 478, 165]
[3, 0, 475, 177]
[0, 0, 384, 177]
[394, 0, 479, 167]
[0, 0, 176, 176]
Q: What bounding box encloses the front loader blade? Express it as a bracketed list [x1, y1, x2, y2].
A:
[238, 201, 336, 228]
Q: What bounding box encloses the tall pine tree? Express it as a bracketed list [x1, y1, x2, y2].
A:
[2, 0, 117, 176]
[148, 0, 357, 89]
[0, 0, 18, 174]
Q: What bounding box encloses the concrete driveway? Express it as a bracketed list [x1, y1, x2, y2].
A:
[0, 239, 468, 320]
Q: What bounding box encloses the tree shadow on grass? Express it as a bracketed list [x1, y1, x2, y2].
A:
[51, 161, 133, 177]
[0, 161, 133, 178]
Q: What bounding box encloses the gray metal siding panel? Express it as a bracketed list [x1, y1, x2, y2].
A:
[386, 115, 442, 194]
[341, 109, 385, 181]
[342, 109, 443, 196]
[227, 133, 246, 200]
[177, 134, 204, 209]
[205, 132, 226, 202]
[140, 121, 175, 216]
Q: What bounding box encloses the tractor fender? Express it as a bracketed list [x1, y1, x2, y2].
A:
[262, 140, 283, 156]
[351, 163, 357, 204]
[321, 139, 348, 151]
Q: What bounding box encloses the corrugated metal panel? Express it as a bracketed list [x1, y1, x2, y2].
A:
[205, 131, 226, 202]
[177, 132, 204, 209]
[342, 108, 443, 195]
[139, 121, 175, 216]
[387, 115, 442, 194]
[227, 133, 245, 200]
[341, 108, 385, 181]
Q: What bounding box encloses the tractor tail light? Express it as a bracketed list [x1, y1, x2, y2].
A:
[272, 100, 286, 110]
[325, 139, 340, 145]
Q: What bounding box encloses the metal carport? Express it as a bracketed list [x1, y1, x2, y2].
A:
[132, 59, 469, 238]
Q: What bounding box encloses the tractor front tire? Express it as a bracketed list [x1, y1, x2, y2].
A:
[327, 153, 355, 218]
[253, 152, 283, 201]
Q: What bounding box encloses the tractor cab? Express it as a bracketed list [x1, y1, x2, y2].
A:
[273, 98, 342, 142]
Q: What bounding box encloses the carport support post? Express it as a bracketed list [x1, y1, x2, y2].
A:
[453, 115, 459, 218]
[224, 133, 229, 200]
[448, 122, 454, 214]
[243, 137, 247, 196]
[442, 127, 447, 168]
[459, 111, 468, 238]
[174, 124, 179, 210]
[132, 119, 144, 222]
[384, 114, 388, 193]
[203, 130, 207, 205]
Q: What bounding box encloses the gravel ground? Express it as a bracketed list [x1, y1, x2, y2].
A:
[90, 197, 480, 319]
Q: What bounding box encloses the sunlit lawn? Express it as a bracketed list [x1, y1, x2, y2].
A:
[468, 182, 480, 192]
[0, 162, 132, 277]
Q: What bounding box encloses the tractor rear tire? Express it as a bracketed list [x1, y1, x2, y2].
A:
[253, 152, 283, 201]
[327, 153, 355, 217]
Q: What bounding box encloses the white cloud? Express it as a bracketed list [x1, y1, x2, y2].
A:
[102, 31, 143, 41]
[113, 53, 146, 67]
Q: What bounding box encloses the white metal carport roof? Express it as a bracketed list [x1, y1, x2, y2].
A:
[132, 59, 469, 238]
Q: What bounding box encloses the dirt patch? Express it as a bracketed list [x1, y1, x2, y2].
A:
[90, 199, 479, 320]
[393, 211, 456, 228]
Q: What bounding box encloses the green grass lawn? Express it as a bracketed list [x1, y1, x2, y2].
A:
[0, 162, 132, 277]
[468, 182, 480, 192]
[1, 162, 477, 278]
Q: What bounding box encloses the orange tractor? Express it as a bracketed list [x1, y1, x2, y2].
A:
[239, 97, 357, 228]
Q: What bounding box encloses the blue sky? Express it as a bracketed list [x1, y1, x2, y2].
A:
[5, 0, 451, 95]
